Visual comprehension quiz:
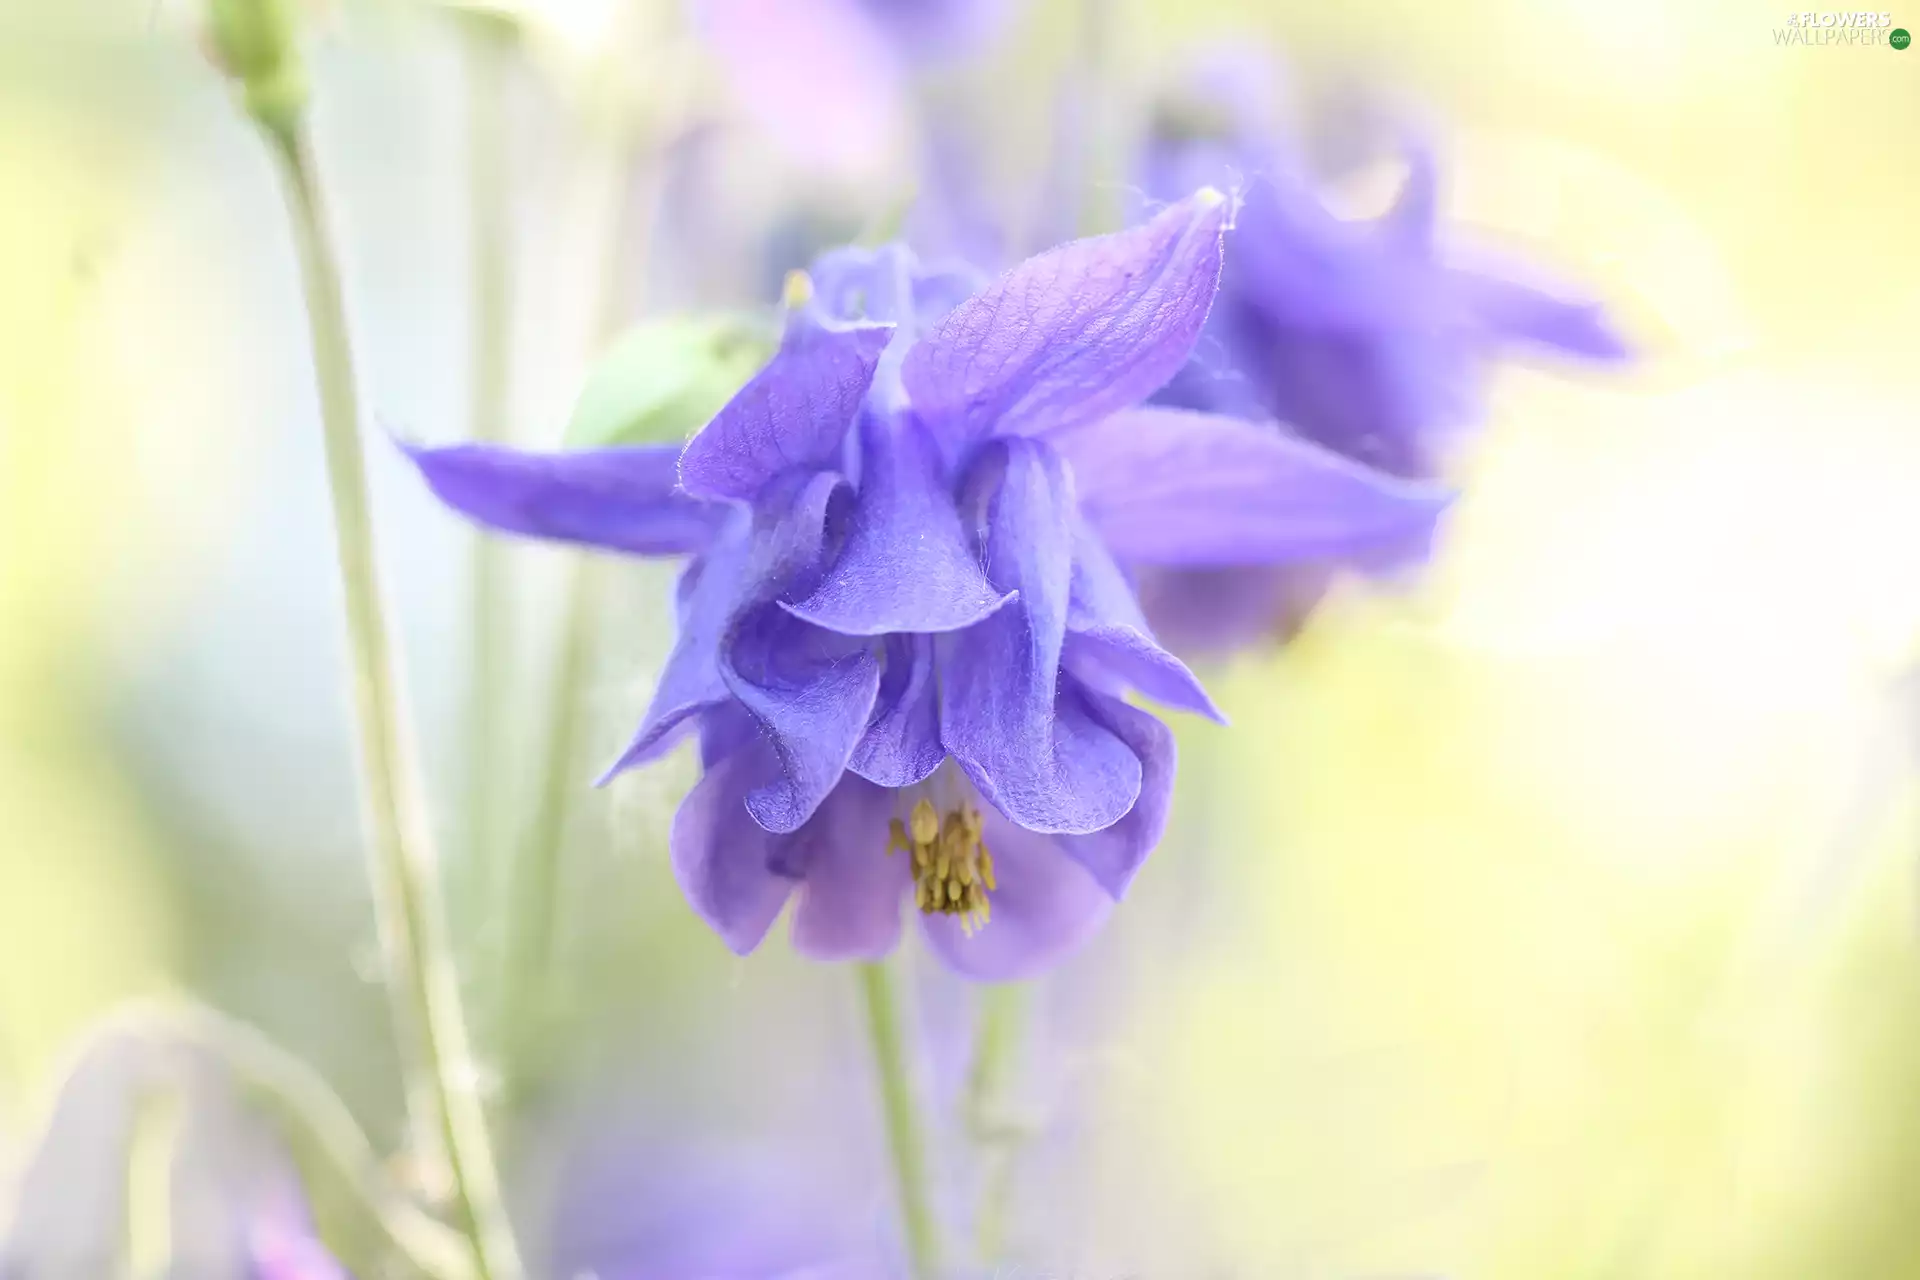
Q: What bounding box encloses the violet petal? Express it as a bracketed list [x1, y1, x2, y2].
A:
[901, 189, 1232, 455]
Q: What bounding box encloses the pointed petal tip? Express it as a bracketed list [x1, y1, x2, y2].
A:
[1197, 183, 1247, 225]
[591, 754, 629, 789]
[776, 586, 1020, 638]
[391, 433, 444, 471]
[1580, 314, 1635, 362]
[1175, 183, 1237, 233]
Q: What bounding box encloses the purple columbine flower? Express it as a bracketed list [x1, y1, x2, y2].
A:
[404, 192, 1446, 978]
[1128, 63, 1630, 650]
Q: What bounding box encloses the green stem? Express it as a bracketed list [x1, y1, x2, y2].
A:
[858, 962, 942, 1280]
[498, 559, 602, 1100]
[106, 1002, 471, 1277]
[494, 64, 678, 1099]
[1076, 0, 1120, 237]
[461, 16, 515, 972]
[262, 120, 522, 1280]
[965, 983, 1031, 1264]
[490, 117, 641, 1104]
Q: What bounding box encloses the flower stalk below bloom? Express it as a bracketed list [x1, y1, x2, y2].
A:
[461, 14, 517, 1001]
[858, 961, 942, 1280]
[966, 982, 1033, 1263]
[258, 114, 523, 1280]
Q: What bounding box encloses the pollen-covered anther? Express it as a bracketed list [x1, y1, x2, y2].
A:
[886, 798, 996, 934]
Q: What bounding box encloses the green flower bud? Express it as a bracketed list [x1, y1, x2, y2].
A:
[205, 0, 309, 135]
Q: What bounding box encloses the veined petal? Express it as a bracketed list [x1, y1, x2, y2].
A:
[1049, 685, 1176, 899]
[669, 737, 797, 955]
[920, 802, 1112, 981]
[783, 414, 1012, 636]
[401, 440, 719, 555]
[597, 530, 752, 782]
[1059, 406, 1452, 566]
[849, 635, 944, 788]
[807, 245, 986, 413]
[599, 472, 847, 784]
[787, 775, 912, 962]
[1062, 519, 1221, 721]
[939, 439, 1141, 834]
[901, 189, 1232, 454]
[679, 318, 893, 503]
[722, 605, 881, 834]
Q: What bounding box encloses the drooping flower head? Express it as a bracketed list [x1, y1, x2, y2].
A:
[405, 192, 1446, 978]
[1129, 56, 1630, 650]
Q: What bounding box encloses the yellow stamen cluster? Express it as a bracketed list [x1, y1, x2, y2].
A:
[888, 798, 997, 934]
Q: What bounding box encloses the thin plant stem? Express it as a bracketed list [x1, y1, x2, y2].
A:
[490, 121, 637, 1099]
[94, 1002, 471, 1277]
[460, 16, 516, 987]
[498, 557, 602, 1099]
[261, 119, 522, 1280]
[858, 961, 942, 1280]
[1077, 0, 1121, 236]
[965, 982, 1032, 1264]
[495, 29, 690, 1096]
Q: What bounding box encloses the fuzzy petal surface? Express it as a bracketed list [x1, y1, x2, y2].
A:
[901, 189, 1232, 455]
[848, 634, 944, 788]
[938, 439, 1141, 834]
[783, 414, 1011, 636]
[679, 318, 892, 503]
[401, 440, 719, 555]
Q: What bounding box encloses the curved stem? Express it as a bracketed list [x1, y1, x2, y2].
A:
[858, 961, 942, 1280]
[110, 1002, 471, 1278]
[261, 119, 522, 1280]
[461, 15, 516, 977]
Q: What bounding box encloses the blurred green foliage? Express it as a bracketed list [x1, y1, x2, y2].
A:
[563, 312, 777, 448]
